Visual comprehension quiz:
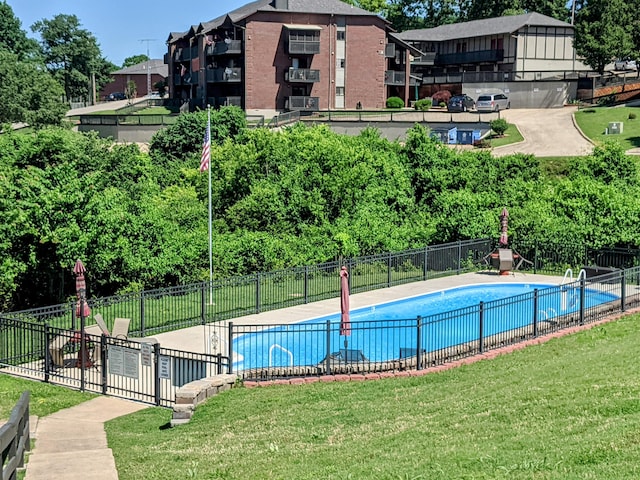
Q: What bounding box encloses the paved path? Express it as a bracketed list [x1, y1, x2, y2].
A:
[492, 107, 594, 157]
[24, 397, 147, 480]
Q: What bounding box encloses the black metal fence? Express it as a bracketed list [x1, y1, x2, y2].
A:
[224, 267, 640, 380]
[0, 238, 494, 337]
[2, 239, 640, 404]
[0, 320, 227, 407]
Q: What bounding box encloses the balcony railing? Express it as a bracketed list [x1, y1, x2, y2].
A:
[287, 96, 319, 111]
[206, 40, 242, 56]
[288, 40, 321, 55]
[384, 71, 419, 86]
[214, 96, 242, 107]
[412, 52, 436, 65]
[173, 46, 199, 62]
[286, 68, 320, 83]
[206, 67, 242, 83]
[173, 73, 198, 86]
[436, 49, 504, 65]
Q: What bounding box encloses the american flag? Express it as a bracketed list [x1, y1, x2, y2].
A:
[200, 120, 211, 172]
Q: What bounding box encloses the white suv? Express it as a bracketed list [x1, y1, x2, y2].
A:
[476, 93, 510, 112]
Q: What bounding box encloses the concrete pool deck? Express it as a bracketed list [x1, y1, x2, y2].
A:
[152, 270, 565, 354]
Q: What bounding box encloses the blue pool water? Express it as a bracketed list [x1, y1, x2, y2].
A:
[232, 283, 618, 371]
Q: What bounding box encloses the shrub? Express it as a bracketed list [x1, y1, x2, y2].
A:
[431, 90, 452, 105]
[490, 118, 508, 136]
[629, 113, 637, 120]
[386, 96, 404, 108]
[473, 138, 491, 148]
[414, 99, 432, 111]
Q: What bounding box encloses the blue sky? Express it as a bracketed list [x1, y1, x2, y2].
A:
[5, 0, 248, 67]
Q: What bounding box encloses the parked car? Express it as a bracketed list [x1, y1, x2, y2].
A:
[614, 59, 637, 71]
[447, 94, 475, 112]
[476, 93, 510, 112]
[106, 92, 126, 101]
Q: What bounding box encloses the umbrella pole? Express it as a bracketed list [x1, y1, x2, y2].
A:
[80, 294, 86, 392]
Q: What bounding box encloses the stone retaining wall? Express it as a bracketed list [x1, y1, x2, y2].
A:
[171, 374, 238, 426]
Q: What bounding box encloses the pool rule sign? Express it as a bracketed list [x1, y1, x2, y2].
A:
[140, 343, 152, 367]
[108, 346, 139, 378]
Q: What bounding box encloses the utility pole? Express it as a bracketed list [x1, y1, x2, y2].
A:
[139, 39, 156, 96]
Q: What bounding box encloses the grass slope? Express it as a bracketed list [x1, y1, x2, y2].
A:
[106, 313, 640, 480]
[574, 106, 640, 150]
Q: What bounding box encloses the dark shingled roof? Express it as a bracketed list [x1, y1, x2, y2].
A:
[397, 12, 572, 42]
[194, 0, 385, 36]
[113, 59, 168, 76]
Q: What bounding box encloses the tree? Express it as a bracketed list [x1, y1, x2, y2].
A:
[31, 14, 104, 101]
[0, 1, 40, 59]
[0, 51, 66, 126]
[574, 0, 635, 73]
[122, 54, 149, 68]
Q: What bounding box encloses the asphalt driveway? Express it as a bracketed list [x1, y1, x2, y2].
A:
[492, 107, 594, 157]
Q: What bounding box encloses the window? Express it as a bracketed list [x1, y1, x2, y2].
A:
[336, 87, 345, 96]
[337, 30, 345, 41]
[338, 58, 345, 69]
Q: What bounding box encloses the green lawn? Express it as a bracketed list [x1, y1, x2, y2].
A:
[488, 123, 524, 147]
[0, 375, 94, 419]
[106, 313, 640, 480]
[574, 106, 640, 149]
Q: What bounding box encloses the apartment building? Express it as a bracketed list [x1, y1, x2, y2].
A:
[166, 0, 420, 111]
[397, 12, 591, 106]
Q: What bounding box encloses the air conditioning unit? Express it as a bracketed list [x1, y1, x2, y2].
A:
[608, 122, 623, 134]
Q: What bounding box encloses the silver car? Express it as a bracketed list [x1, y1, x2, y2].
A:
[476, 93, 510, 112]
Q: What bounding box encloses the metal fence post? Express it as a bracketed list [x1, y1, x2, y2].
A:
[304, 265, 309, 304]
[387, 252, 392, 287]
[255, 273, 261, 314]
[140, 291, 146, 337]
[457, 241, 462, 274]
[325, 320, 332, 376]
[579, 277, 585, 325]
[416, 316, 422, 371]
[101, 335, 108, 395]
[228, 322, 234, 374]
[621, 270, 626, 313]
[153, 342, 161, 406]
[44, 322, 51, 383]
[423, 246, 428, 281]
[532, 289, 538, 337]
[479, 302, 484, 354]
[534, 245, 538, 274]
[201, 284, 206, 325]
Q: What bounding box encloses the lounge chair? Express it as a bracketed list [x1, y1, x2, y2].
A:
[93, 313, 110, 336]
[112, 318, 131, 339]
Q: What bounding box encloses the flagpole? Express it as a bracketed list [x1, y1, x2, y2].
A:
[206, 105, 214, 305]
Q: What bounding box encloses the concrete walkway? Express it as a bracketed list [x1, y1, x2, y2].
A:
[24, 396, 147, 480]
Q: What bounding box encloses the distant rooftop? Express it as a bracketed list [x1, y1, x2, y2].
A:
[113, 59, 168, 77]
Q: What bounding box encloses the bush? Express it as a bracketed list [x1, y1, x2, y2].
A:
[414, 99, 432, 111]
[629, 113, 637, 120]
[431, 90, 452, 105]
[490, 118, 508, 136]
[386, 96, 404, 108]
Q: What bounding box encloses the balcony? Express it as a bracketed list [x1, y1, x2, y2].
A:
[412, 52, 436, 65]
[173, 73, 198, 86]
[285, 68, 320, 83]
[288, 40, 320, 55]
[206, 39, 242, 56]
[436, 49, 504, 66]
[215, 96, 242, 107]
[286, 96, 319, 111]
[206, 67, 242, 83]
[384, 71, 419, 86]
[173, 46, 199, 62]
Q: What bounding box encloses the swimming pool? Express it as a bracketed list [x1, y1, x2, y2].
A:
[232, 282, 618, 371]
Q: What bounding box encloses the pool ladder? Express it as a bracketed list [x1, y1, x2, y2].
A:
[269, 344, 294, 367]
[559, 268, 586, 311]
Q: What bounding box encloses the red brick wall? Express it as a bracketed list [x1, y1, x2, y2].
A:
[244, 12, 387, 111]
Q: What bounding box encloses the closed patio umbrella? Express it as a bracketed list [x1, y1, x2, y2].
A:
[340, 266, 350, 348]
[74, 259, 91, 318]
[499, 207, 509, 247]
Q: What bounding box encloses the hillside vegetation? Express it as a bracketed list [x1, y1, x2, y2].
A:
[1, 107, 639, 309]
